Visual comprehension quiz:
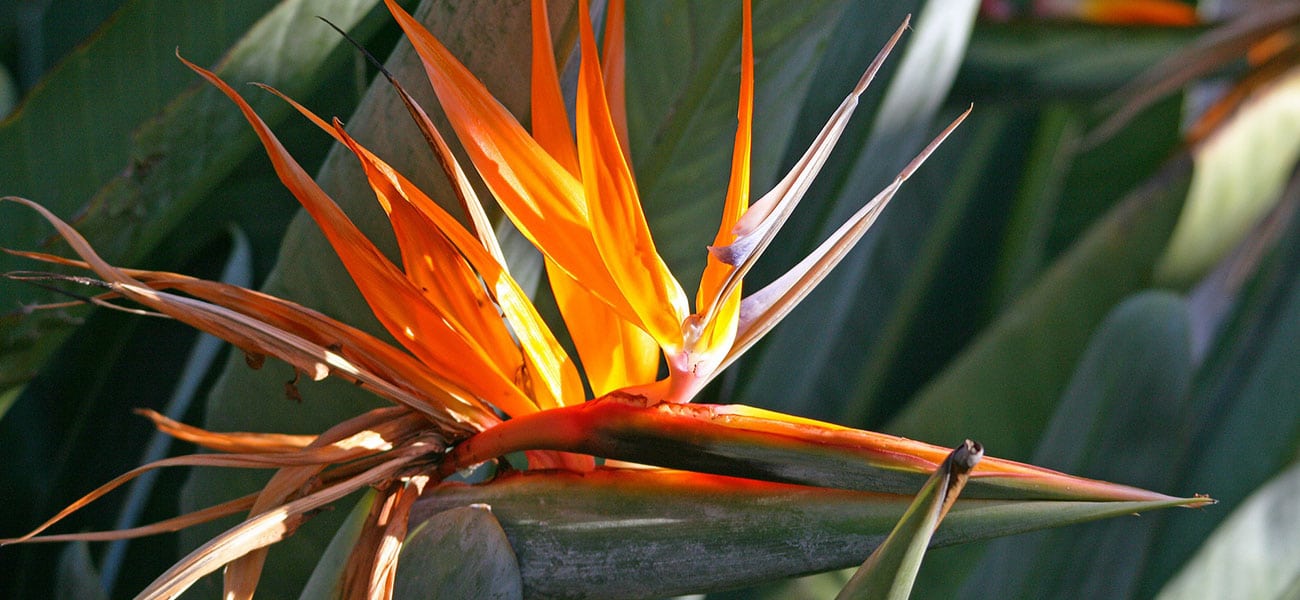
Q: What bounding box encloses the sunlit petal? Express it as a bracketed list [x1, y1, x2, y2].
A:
[383, 0, 639, 326]
[575, 0, 690, 353]
[180, 56, 539, 417]
[530, 0, 579, 174]
[602, 0, 631, 159]
[259, 82, 584, 412]
[334, 126, 584, 411]
[689, 0, 754, 378]
[551, 261, 660, 396]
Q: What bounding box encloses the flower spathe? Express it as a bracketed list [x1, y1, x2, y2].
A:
[1, 2, 1209, 599]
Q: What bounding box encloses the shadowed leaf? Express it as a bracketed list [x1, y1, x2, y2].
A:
[949, 291, 1199, 599]
[1154, 460, 1300, 600]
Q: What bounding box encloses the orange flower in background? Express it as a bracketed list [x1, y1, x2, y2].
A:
[982, 0, 1199, 25]
[2, 1, 1206, 598]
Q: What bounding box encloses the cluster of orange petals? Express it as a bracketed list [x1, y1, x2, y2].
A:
[1, 1, 1210, 598]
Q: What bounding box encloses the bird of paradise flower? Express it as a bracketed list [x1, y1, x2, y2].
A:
[2, 1, 1209, 598]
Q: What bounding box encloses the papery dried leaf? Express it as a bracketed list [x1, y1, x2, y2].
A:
[4, 494, 257, 544]
[4, 198, 489, 432]
[222, 407, 429, 600]
[134, 409, 315, 453]
[137, 442, 439, 600]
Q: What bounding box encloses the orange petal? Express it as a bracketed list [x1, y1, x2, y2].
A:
[1077, 0, 1198, 26]
[525, 0, 656, 397]
[382, 0, 638, 328]
[329, 124, 584, 411]
[327, 119, 525, 391]
[258, 82, 584, 412]
[575, 0, 690, 352]
[549, 258, 659, 396]
[690, 0, 754, 373]
[530, 0, 580, 174]
[601, 0, 631, 160]
[180, 56, 540, 418]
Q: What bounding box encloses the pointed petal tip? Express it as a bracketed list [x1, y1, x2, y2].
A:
[973, 463, 1216, 506]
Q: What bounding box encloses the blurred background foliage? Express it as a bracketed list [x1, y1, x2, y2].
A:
[1, 0, 1298, 598]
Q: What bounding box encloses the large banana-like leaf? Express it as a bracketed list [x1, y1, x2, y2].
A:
[0, 2, 396, 597]
[954, 23, 1200, 101]
[0, 0, 392, 393]
[1139, 173, 1300, 595]
[940, 292, 1198, 599]
[1154, 459, 1300, 600]
[2, 2, 1244, 599]
[886, 155, 1189, 460]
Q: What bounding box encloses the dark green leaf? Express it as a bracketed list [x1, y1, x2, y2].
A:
[54, 542, 107, 600]
[954, 23, 1202, 102]
[948, 292, 1200, 599]
[885, 156, 1190, 461]
[1154, 460, 1300, 600]
[1140, 175, 1300, 595]
[1, 0, 390, 393]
